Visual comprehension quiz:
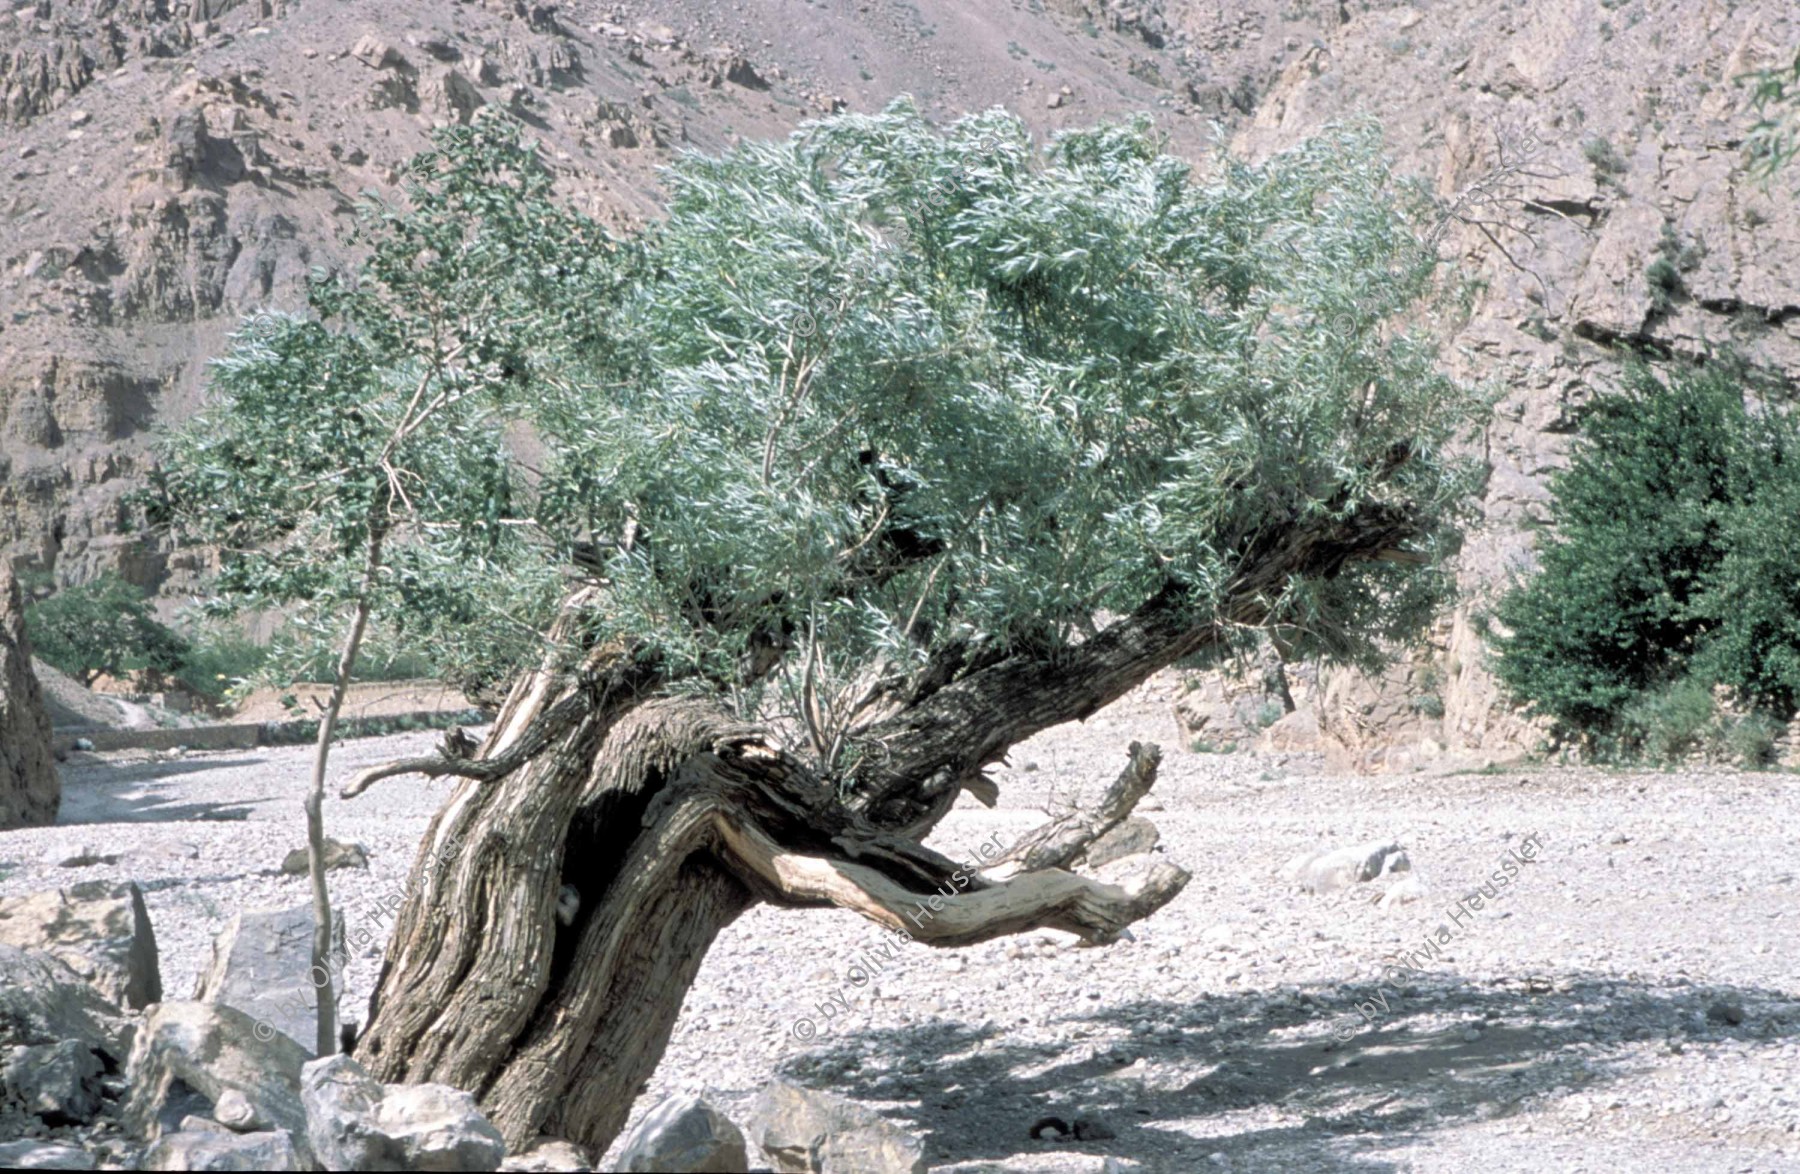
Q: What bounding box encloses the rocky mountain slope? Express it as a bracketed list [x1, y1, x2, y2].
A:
[1238, 0, 1800, 765]
[3, 0, 1796, 760]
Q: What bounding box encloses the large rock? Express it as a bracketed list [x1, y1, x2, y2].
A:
[748, 1082, 926, 1174]
[2, 1038, 106, 1125]
[0, 880, 163, 1010]
[616, 1094, 749, 1173]
[123, 1002, 313, 1167]
[192, 904, 345, 1056]
[301, 1054, 506, 1172]
[0, 943, 133, 1061]
[1080, 817, 1160, 869]
[140, 1130, 303, 1172]
[0, 1140, 97, 1170]
[1280, 840, 1411, 895]
[0, 562, 57, 829]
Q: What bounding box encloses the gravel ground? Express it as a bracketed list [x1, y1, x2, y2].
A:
[3, 672, 1797, 1173]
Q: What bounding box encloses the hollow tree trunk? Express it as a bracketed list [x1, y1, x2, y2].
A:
[348, 502, 1421, 1156]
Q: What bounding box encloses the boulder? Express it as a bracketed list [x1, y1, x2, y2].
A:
[1080, 817, 1160, 869]
[280, 838, 368, 874]
[213, 1088, 262, 1131]
[376, 1083, 508, 1171]
[2, 1038, 106, 1125]
[428, 69, 486, 125]
[0, 880, 163, 1010]
[299, 1054, 387, 1170]
[123, 1002, 313, 1167]
[616, 1094, 749, 1172]
[1281, 840, 1411, 895]
[0, 1140, 97, 1169]
[140, 1130, 303, 1171]
[0, 561, 58, 830]
[0, 943, 133, 1061]
[748, 1082, 926, 1174]
[351, 35, 414, 74]
[302, 1054, 506, 1172]
[192, 904, 345, 1055]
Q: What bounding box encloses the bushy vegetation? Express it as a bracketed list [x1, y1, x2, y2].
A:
[1489, 362, 1800, 763]
[26, 578, 438, 704]
[1745, 47, 1800, 179]
[26, 574, 189, 687]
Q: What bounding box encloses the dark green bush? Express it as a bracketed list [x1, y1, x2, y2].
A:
[26, 574, 189, 686]
[1489, 361, 1800, 760]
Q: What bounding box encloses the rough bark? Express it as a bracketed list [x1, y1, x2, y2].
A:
[0, 562, 58, 830]
[350, 499, 1419, 1154]
[353, 676, 1186, 1153]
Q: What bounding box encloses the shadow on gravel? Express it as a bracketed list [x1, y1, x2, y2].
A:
[779, 976, 1799, 1171]
[55, 756, 271, 825]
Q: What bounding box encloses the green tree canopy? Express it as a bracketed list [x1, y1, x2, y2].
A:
[152, 104, 1480, 768]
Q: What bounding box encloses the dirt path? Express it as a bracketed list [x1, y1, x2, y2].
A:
[3, 676, 1795, 1171]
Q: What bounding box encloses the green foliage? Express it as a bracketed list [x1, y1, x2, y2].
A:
[1616, 677, 1715, 763]
[1409, 692, 1445, 719]
[26, 575, 189, 686]
[1582, 136, 1628, 176]
[1490, 361, 1800, 758]
[152, 106, 1480, 758]
[1645, 222, 1703, 315]
[146, 113, 595, 693]
[169, 625, 269, 703]
[1743, 48, 1800, 180]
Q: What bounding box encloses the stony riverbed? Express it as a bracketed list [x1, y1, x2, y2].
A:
[3, 672, 1796, 1172]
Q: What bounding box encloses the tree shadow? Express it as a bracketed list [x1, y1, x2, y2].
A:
[776, 974, 1798, 1171]
[54, 756, 273, 825]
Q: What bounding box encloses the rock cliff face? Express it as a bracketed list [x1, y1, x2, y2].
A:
[0, 561, 58, 829]
[1, 0, 1794, 755]
[1234, 0, 1800, 766]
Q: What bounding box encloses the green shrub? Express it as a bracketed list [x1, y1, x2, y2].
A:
[1410, 693, 1446, 719]
[1488, 363, 1739, 731]
[1582, 136, 1628, 175]
[1616, 677, 1715, 763]
[1722, 712, 1782, 769]
[26, 575, 189, 686]
[173, 627, 270, 702]
[1490, 360, 1800, 759]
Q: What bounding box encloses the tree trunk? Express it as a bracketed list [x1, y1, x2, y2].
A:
[351, 660, 1185, 1154]
[306, 531, 384, 1057]
[348, 504, 1419, 1155]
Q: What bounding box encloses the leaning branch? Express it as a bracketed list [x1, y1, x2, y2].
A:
[712, 808, 1189, 947]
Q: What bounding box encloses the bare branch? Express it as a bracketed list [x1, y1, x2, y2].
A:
[987, 741, 1162, 878]
[712, 804, 1189, 947]
[339, 691, 590, 798]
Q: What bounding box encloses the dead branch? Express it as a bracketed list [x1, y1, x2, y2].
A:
[987, 741, 1162, 877]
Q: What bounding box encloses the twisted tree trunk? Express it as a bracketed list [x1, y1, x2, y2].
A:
[346, 502, 1420, 1154]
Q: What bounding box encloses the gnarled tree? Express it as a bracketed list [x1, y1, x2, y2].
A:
[160, 105, 1481, 1155]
